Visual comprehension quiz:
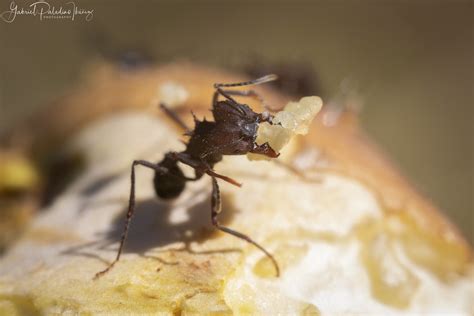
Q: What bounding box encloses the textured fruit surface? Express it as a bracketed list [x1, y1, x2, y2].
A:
[0, 112, 471, 315]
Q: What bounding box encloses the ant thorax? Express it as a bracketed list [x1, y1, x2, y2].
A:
[184, 100, 261, 162]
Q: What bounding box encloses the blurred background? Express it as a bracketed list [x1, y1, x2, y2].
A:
[0, 0, 472, 243]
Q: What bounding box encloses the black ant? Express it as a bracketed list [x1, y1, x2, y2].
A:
[94, 74, 283, 279]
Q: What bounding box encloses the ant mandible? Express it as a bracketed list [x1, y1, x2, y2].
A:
[95, 74, 282, 279]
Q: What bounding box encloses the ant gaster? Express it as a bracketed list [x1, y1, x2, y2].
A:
[95, 74, 282, 279]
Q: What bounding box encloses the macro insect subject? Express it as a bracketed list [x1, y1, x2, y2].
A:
[94, 74, 283, 279]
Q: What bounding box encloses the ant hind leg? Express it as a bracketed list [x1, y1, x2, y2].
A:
[210, 177, 280, 277]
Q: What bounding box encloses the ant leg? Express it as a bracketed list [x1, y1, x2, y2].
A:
[212, 88, 280, 117]
[212, 74, 279, 114]
[168, 152, 242, 187]
[94, 160, 167, 279]
[219, 89, 264, 104]
[214, 74, 278, 89]
[205, 169, 242, 187]
[213, 88, 273, 118]
[217, 89, 283, 114]
[159, 103, 191, 132]
[212, 88, 239, 107]
[210, 177, 280, 277]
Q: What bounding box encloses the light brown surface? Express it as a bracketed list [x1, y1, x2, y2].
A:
[0, 62, 471, 314]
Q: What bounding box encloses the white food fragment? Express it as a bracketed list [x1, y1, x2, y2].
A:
[256, 123, 293, 153]
[158, 82, 189, 107]
[274, 110, 298, 131]
[247, 96, 322, 161]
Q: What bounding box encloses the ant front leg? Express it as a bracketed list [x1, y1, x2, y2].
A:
[213, 88, 279, 115]
[216, 89, 265, 106]
[210, 177, 280, 277]
[94, 160, 167, 279]
[213, 74, 281, 113]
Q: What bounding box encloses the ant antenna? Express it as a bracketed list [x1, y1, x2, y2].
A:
[214, 74, 278, 88]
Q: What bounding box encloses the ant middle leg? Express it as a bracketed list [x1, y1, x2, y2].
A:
[210, 177, 280, 277]
[94, 160, 168, 279]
